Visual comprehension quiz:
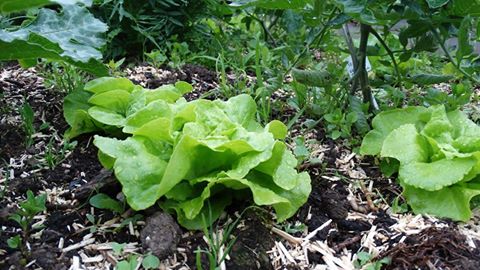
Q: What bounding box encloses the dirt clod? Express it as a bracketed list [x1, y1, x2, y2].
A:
[140, 211, 182, 259]
[227, 214, 275, 270]
[379, 227, 480, 270]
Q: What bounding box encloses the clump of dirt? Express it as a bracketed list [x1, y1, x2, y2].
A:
[379, 227, 480, 270]
[140, 212, 182, 259]
[227, 213, 275, 270]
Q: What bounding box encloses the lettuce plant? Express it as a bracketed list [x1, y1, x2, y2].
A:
[361, 105, 480, 221]
[64, 77, 311, 229]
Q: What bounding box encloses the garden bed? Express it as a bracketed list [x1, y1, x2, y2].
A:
[1, 64, 480, 270]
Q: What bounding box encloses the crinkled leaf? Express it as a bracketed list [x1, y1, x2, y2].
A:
[400, 157, 477, 191]
[88, 90, 131, 114]
[402, 182, 480, 221]
[63, 88, 92, 126]
[0, 0, 92, 13]
[123, 100, 172, 134]
[381, 124, 430, 163]
[93, 136, 168, 210]
[88, 106, 126, 126]
[0, 5, 107, 75]
[84, 77, 135, 94]
[360, 107, 430, 155]
[266, 120, 288, 140]
[230, 0, 309, 9]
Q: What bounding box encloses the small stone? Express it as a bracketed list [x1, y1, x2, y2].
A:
[140, 212, 181, 259]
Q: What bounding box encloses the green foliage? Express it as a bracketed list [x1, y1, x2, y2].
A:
[0, 3, 108, 75]
[19, 101, 35, 148]
[89, 193, 125, 213]
[0, 0, 91, 13]
[142, 254, 160, 270]
[116, 255, 139, 270]
[43, 138, 77, 169]
[39, 61, 89, 93]
[64, 77, 311, 229]
[63, 77, 191, 139]
[90, 0, 221, 59]
[354, 251, 390, 270]
[324, 109, 357, 140]
[8, 190, 46, 253]
[195, 204, 244, 270]
[7, 235, 21, 249]
[361, 105, 480, 221]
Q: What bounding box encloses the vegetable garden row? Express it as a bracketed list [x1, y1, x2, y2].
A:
[1, 0, 480, 269]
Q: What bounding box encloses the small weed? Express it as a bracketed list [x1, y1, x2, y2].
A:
[8, 190, 46, 258]
[39, 61, 88, 93]
[43, 138, 77, 169]
[89, 193, 125, 214]
[19, 101, 35, 148]
[354, 251, 390, 270]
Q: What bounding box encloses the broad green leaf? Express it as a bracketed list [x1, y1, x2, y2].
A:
[89, 193, 124, 213]
[93, 136, 168, 210]
[292, 68, 332, 87]
[266, 120, 288, 140]
[426, 0, 450, 9]
[402, 182, 480, 221]
[174, 81, 193, 95]
[64, 110, 100, 139]
[97, 150, 114, 169]
[0, 5, 107, 76]
[360, 106, 430, 155]
[84, 77, 135, 94]
[0, 0, 92, 13]
[256, 142, 299, 190]
[230, 0, 310, 9]
[123, 100, 172, 134]
[457, 16, 474, 62]
[63, 88, 92, 126]
[380, 124, 430, 163]
[219, 94, 257, 128]
[132, 118, 173, 143]
[142, 254, 160, 270]
[146, 85, 183, 104]
[157, 135, 237, 199]
[400, 157, 477, 191]
[410, 74, 454, 85]
[88, 90, 131, 114]
[88, 106, 126, 126]
[268, 172, 311, 221]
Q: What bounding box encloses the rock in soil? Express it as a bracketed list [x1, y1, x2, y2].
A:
[140, 212, 182, 259]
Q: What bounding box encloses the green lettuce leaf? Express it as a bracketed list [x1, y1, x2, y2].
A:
[402, 181, 480, 221]
[88, 89, 310, 228]
[361, 104, 480, 221]
[360, 106, 430, 155]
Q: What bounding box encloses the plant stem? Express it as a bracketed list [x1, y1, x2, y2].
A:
[357, 24, 373, 106]
[431, 27, 479, 84]
[284, 8, 339, 77]
[370, 27, 402, 86]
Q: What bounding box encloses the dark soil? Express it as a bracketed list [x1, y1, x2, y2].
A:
[380, 227, 480, 270]
[1, 64, 479, 270]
